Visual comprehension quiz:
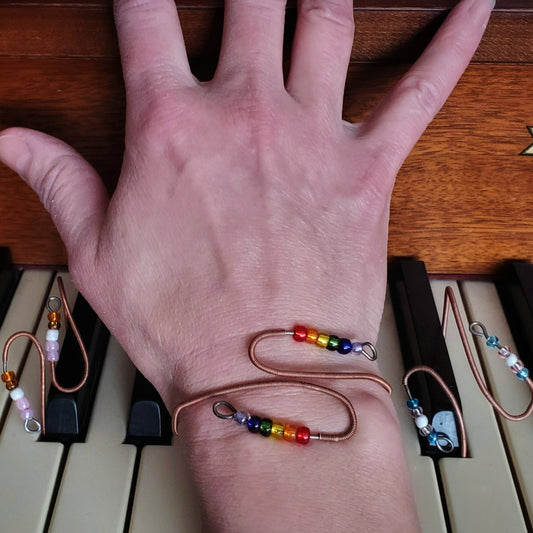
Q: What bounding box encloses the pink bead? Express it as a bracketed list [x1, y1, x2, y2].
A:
[45, 340, 60, 351]
[47, 349, 60, 362]
[20, 407, 33, 420]
[16, 397, 30, 410]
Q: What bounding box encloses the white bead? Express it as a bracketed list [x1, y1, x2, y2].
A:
[46, 329, 60, 341]
[414, 415, 429, 429]
[9, 387, 25, 401]
[506, 353, 518, 366]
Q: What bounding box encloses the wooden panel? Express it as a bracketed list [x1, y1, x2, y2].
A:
[0, 3, 532, 273]
[0, 6, 532, 62]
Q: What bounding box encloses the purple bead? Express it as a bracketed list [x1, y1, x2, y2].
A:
[20, 407, 34, 420]
[352, 342, 363, 354]
[16, 397, 30, 410]
[45, 340, 60, 351]
[46, 349, 60, 362]
[234, 410, 250, 425]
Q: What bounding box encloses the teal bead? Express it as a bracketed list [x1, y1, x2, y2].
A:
[406, 398, 419, 410]
[517, 368, 529, 381]
[487, 335, 499, 348]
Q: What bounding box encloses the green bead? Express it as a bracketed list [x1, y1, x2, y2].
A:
[259, 418, 273, 437]
[326, 335, 340, 351]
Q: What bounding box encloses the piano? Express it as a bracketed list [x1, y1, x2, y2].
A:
[1, 1, 532, 532]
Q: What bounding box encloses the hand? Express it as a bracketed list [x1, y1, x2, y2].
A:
[0, 1, 493, 530]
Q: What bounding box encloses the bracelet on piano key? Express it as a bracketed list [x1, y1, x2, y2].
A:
[403, 365, 467, 458]
[172, 326, 392, 445]
[468, 321, 533, 421]
[1, 276, 89, 434]
[443, 286, 533, 422]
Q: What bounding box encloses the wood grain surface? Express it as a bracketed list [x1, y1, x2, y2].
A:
[0, 2, 531, 274]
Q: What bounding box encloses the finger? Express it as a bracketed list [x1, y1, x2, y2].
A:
[214, 0, 286, 87]
[114, 0, 196, 106]
[362, 0, 495, 169]
[0, 128, 108, 264]
[286, 0, 354, 117]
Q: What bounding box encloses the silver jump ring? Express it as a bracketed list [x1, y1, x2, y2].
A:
[47, 296, 62, 313]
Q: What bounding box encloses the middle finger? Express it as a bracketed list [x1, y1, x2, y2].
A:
[214, 0, 287, 88]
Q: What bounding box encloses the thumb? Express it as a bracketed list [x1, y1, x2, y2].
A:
[0, 127, 109, 266]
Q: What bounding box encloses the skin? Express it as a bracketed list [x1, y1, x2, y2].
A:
[0, 0, 494, 531]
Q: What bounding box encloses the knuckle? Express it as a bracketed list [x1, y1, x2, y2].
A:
[300, 0, 355, 35]
[396, 74, 443, 121]
[38, 154, 80, 211]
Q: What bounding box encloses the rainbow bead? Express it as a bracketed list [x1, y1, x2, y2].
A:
[292, 325, 367, 357]
[213, 401, 312, 445]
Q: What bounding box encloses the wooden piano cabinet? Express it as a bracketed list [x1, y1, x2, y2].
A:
[0, 1, 532, 274]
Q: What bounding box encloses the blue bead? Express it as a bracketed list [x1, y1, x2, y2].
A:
[486, 335, 499, 348]
[247, 415, 261, 433]
[427, 429, 438, 445]
[406, 398, 419, 410]
[337, 339, 352, 354]
[516, 368, 529, 381]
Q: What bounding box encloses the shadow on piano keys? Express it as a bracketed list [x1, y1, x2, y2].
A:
[0, 261, 532, 532]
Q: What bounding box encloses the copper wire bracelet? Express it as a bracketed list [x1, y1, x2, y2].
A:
[1, 277, 89, 434]
[172, 326, 392, 445]
[403, 365, 467, 458]
[443, 286, 533, 421]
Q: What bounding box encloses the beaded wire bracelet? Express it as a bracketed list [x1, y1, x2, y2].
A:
[291, 325, 377, 361]
[443, 287, 533, 421]
[213, 400, 314, 445]
[403, 365, 467, 458]
[172, 326, 392, 445]
[1, 277, 89, 434]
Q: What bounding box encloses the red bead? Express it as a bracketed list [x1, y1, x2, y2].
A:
[293, 326, 307, 342]
[296, 426, 311, 444]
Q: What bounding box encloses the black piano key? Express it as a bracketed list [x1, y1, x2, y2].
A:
[496, 261, 533, 371]
[125, 371, 172, 446]
[0, 247, 21, 327]
[43, 292, 110, 443]
[388, 259, 462, 458]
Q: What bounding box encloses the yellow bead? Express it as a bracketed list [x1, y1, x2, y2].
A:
[1, 370, 18, 390]
[283, 424, 297, 442]
[271, 422, 285, 439]
[305, 329, 318, 343]
[316, 334, 330, 348]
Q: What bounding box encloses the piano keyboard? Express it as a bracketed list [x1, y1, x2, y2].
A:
[0, 269, 532, 532]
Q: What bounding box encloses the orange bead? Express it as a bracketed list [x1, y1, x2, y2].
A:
[283, 424, 297, 442]
[47, 312, 61, 322]
[48, 321, 61, 330]
[1, 370, 18, 390]
[305, 329, 319, 344]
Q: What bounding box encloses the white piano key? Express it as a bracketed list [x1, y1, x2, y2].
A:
[129, 439, 203, 533]
[48, 336, 137, 533]
[430, 281, 528, 533]
[0, 274, 77, 533]
[460, 280, 533, 525]
[377, 290, 448, 533]
[0, 270, 53, 421]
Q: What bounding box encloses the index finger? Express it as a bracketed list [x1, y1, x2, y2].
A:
[362, 0, 495, 171]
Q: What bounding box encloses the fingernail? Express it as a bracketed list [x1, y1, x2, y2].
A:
[467, 0, 495, 27]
